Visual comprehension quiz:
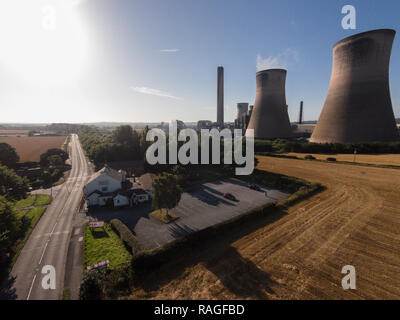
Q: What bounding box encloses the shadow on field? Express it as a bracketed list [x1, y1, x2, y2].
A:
[134, 206, 288, 299]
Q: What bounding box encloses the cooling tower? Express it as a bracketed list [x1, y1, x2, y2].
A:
[246, 69, 292, 139]
[310, 29, 399, 143]
[236, 103, 249, 120]
[217, 66, 224, 127]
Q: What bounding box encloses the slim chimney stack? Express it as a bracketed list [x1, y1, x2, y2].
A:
[217, 66, 224, 127]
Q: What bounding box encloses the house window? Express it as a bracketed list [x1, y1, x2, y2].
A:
[101, 186, 108, 192]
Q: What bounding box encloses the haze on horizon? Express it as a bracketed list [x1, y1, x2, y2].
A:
[1, 0, 400, 124]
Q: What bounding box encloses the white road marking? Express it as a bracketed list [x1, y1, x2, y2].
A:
[26, 273, 37, 300]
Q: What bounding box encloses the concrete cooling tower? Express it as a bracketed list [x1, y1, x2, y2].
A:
[236, 103, 249, 120]
[310, 29, 399, 143]
[246, 69, 292, 139]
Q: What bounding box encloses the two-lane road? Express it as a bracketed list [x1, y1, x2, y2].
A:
[10, 134, 90, 300]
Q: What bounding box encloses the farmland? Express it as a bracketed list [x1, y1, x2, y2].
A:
[130, 155, 400, 300]
[0, 136, 67, 162]
[0, 129, 29, 136]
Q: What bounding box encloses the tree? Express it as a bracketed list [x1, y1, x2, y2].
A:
[0, 166, 29, 199]
[0, 196, 21, 267]
[152, 173, 182, 216]
[79, 270, 103, 300]
[47, 155, 63, 166]
[40, 148, 68, 167]
[0, 143, 20, 168]
[113, 125, 134, 145]
[42, 170, 52, 185]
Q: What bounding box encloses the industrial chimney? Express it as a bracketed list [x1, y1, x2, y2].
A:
[310, 29, 399, 143]
[217, 66, 224, 127]
[299, 101, 303, 124]
[246, 69, 292, 139]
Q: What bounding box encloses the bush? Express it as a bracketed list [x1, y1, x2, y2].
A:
[110, 219, 140, 255]
[79, 269, 103, 300]
[304, 155, 316, 160]
[102, 265, 133, 298]
[326, 157, 337, 162]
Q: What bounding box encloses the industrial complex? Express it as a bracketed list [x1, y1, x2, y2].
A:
[196, 28, 399, 144]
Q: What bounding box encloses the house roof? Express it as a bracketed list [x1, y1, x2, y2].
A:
[87, 165, 123, 184]
[138, 173, 156, 190]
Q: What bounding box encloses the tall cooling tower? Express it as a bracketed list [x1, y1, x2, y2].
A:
[236, 103, 249, 120]
[246, 69, 292, 139]
[310, 29, 399, 143]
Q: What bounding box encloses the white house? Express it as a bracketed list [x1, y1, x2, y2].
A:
[84, 165, 123, 196]
[85, 165, 152, 208]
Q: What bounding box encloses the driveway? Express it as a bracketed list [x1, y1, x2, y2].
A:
[89, 178, 290, 250]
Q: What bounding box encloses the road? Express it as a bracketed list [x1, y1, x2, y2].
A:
[8, 134, 90, 300]
[135, 156, 400, 299]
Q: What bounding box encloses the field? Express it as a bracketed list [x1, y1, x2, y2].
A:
[0, 136, 67, 162]
[0, 129, 29, 136]
[285, 152, 400, 167]
[130, 155, 400, 299]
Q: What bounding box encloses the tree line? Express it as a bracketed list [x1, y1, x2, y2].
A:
[78, 125, 151, 166]
[254, 139, 400, 154]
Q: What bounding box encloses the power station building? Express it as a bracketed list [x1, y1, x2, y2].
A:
[310, 29, 399, 143]
[246, 69, 292, 139]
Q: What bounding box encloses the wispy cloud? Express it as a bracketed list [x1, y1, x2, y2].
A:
[256, 48, 299, 71]
[159, 49, 180, 53]
[130, 86, 182, 100]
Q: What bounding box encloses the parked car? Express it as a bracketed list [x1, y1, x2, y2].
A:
[249, 184, 261, 191]
[223, 193, 237, 201]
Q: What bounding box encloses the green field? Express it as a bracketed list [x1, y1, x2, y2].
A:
[15, 194, 52, 209]
[84, 223, 132, 270]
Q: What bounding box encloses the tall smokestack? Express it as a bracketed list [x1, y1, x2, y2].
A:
[217, 66, 224, 127]
[246, 69, 292, 139]
[311, 29, 399, 143]
[299, 101, 303, 124]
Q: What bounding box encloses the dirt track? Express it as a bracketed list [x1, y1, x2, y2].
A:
[133, 156, 400, 300]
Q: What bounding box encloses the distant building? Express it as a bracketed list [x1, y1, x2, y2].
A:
[197, 120, 213, 131]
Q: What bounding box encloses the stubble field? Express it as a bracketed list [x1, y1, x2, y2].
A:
[0, 136, 67, 162]
[131, 155, 400, 300]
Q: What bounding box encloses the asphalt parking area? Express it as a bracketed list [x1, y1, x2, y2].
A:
[89, 178, 290, 250]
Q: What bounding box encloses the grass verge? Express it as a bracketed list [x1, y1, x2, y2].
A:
[34, 194, 52, 206]
[11, 206, 47, 266]
[15, 195, 36, 209]
[150, 209, 179, 224]
[84, 223, 132, 270]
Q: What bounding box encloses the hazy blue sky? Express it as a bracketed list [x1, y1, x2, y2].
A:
[1, 0, 400, 123]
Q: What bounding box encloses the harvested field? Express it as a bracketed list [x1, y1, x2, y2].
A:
[0, 136, 67, 162]
[0, 129, 29, 136]
[131, 156, 400, 300]
[285, 152, 400, 167]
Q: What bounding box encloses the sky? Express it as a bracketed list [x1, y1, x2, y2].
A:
[1, 0, 400, 124]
